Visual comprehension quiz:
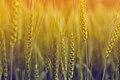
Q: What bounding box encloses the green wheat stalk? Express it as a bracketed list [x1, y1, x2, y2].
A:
[80, 0, 88, 79]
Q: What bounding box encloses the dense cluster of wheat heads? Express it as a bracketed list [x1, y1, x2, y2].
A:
[0, 0, 120, 80]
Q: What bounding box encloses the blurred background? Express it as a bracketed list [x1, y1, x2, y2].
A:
[0, 0, 120, 80]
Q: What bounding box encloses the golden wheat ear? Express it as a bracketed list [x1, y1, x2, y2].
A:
[80, 0, 87, 42]
[0, 29, 8, 80]
[106, 23, 120, 58]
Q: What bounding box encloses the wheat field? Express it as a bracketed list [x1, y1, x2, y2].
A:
[0, 0, 120, 80]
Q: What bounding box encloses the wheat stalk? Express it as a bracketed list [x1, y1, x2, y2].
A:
[60, 37, 67, 80]
[102, 23, 120, 80]
[67, 32, 75, 80]
[25, 1, 34, 79]
[10, 0, 19, 80]
[52, 39, 59, 80]
[25, 14, 33, 80]
[79, 0, 89, 79]
[0, 29, 8, 80]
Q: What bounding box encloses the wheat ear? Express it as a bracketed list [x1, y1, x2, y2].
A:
[106, 23, 120, 58]
[0, 29, 8, 80]
[67, 32, 75, 80]
[52, 39, 59, 80]
[61, 37, 67, 80]
[80, 0, 87, 41]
